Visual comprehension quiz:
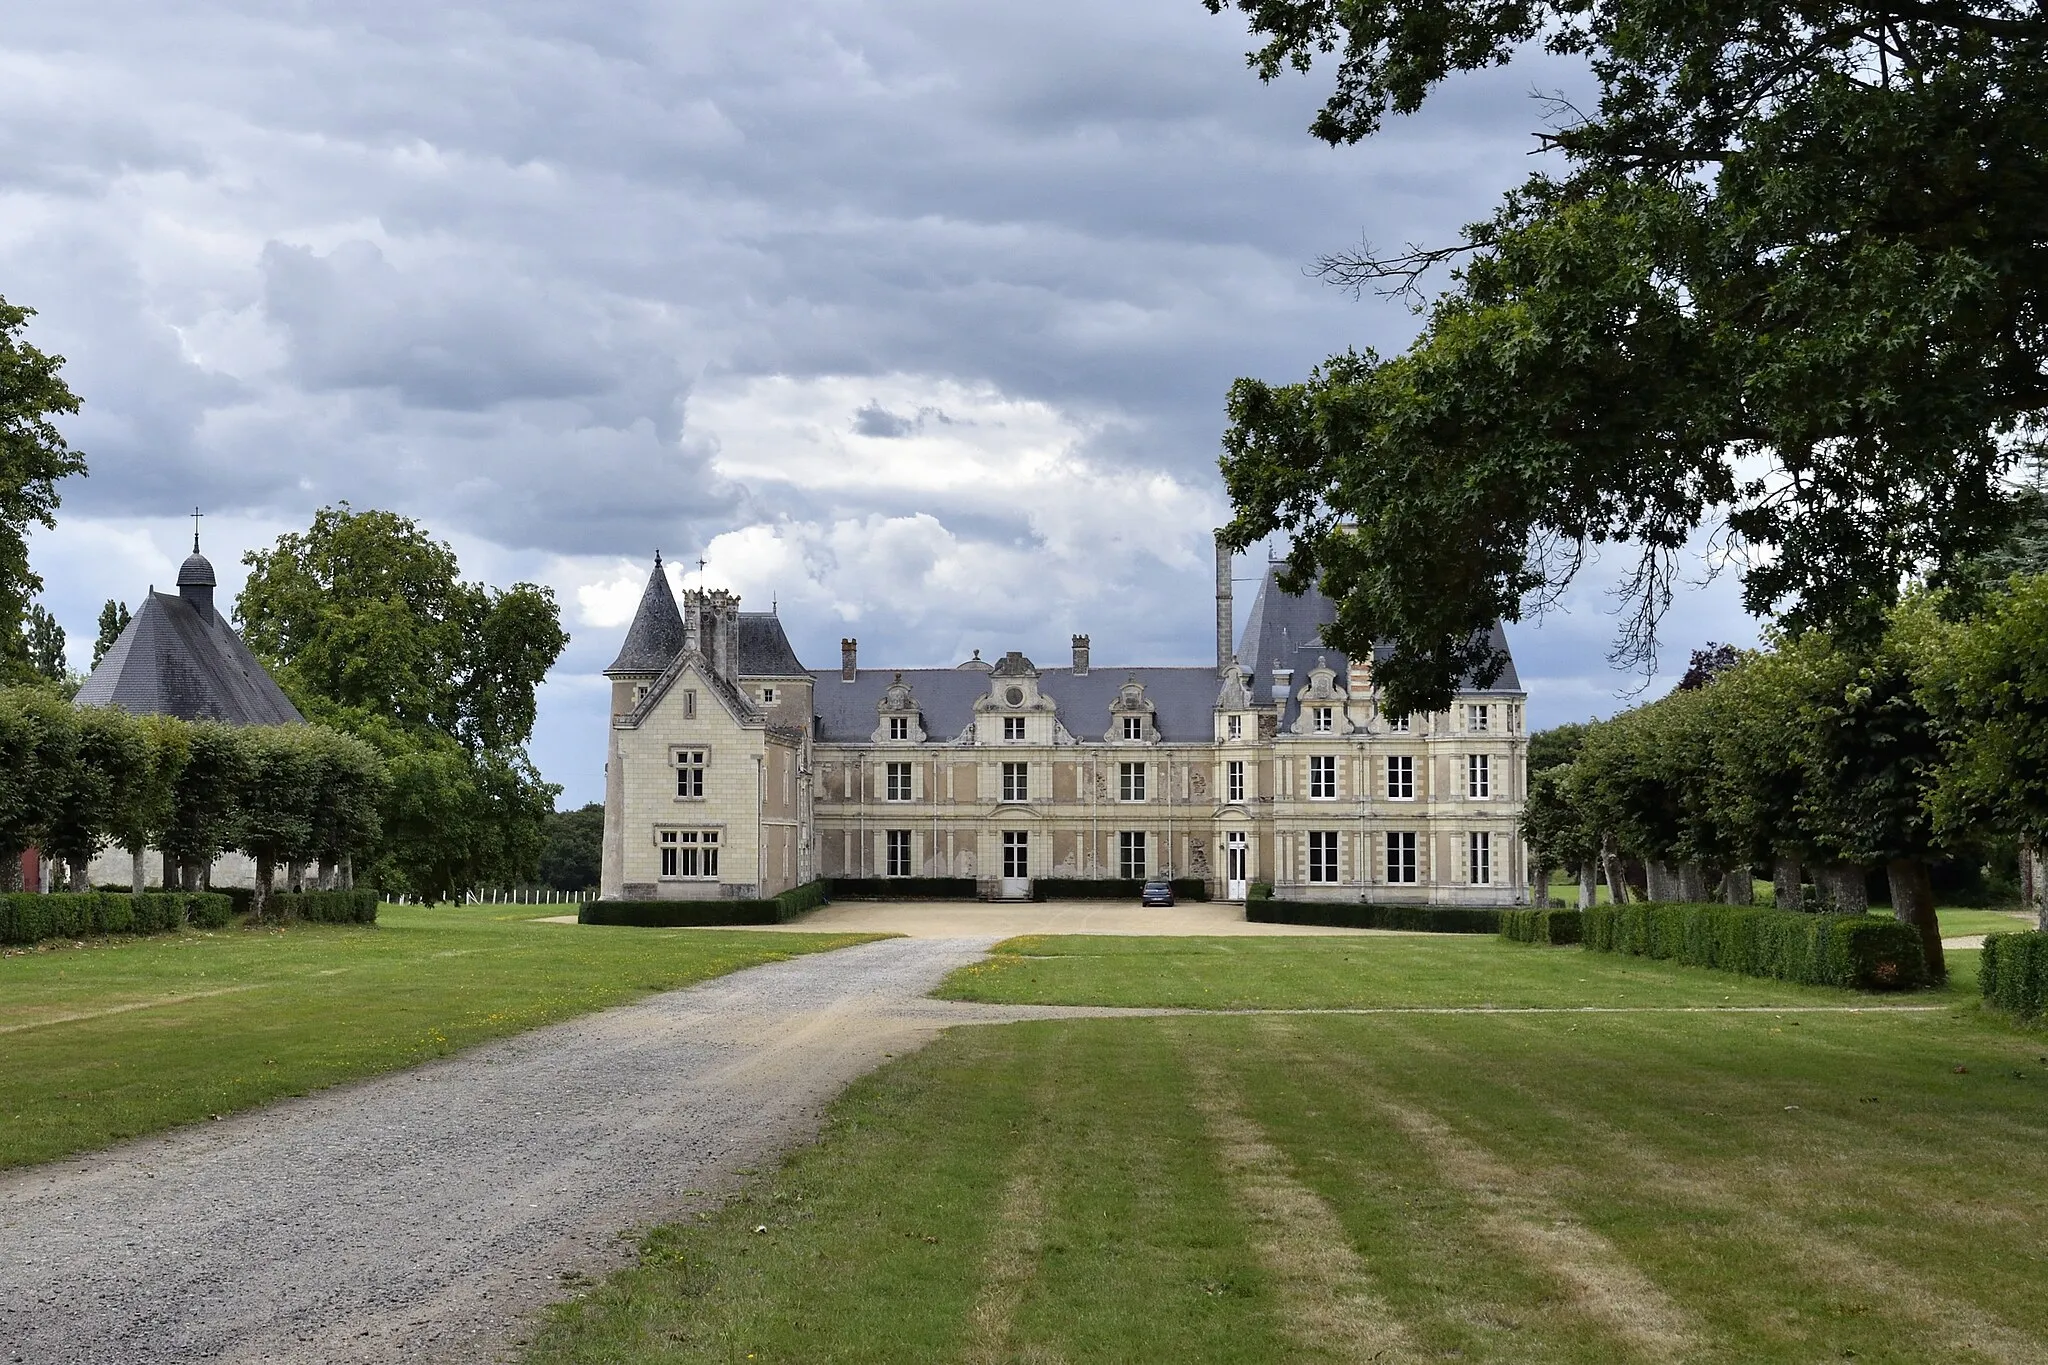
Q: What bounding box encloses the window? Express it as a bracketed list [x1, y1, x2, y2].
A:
[1387, 755, 1414, 800]
[886, 762, 912, 802]
[1386, 714, 1409, 734]
[1001, 761, 1029, 803]
[1308, 755, 1337, 800]
[658, 829, 720, 879]
[1002, 716, 1026, 742]
[1118, 830, 1147, 879]
[1386, 832, 1417, 884]
[683, 689, 697, 719]
[886, 829, 911, 877]
[1226, 759, 1245, 804]
[675, 749, 707, 799]
[1308, 830, 1339, 883]
[1466, 702, 1488, 733]
[761, 686, 777, 704]
[1119, 762, 1146, 802]
[1469, 831, 1492, 885]
[888, 715, 909, 741]
[1002, 830, 1029, 878]
[1226, 714, 1242, 741]
[1312, 705, 1334, 733]
[1468, 754, 1491, 799]
[1122, 714, 1144, 741]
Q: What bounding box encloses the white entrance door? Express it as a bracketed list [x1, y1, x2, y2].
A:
[1226, 831, 1248, 902]
[1000, 830, 1030, 900]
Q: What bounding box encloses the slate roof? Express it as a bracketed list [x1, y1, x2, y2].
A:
[738, 613, 808, 676]
[606, 556, 688, 676]
[811, 664, 1224, 744]
[75, 587, 304, 726]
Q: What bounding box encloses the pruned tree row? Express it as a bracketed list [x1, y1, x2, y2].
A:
[1523, 584, 2048, 981]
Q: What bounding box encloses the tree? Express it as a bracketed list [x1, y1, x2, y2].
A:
[237, 726, 320, 920]
[92, 599, 130, 669]
[1207, 1, 2048, 713]
[0, 297, 86, 685]
[236, 505, 567, 899]
[41, 704, 146, 892]
[123, 715, 191, 894]
[1677, 644, 1741, 692]
[1526, 721, 1591, 778]
[0, 688, 68, 888]
[302, 726, 389, 890]
[539, 803, 604, 892]
[21, 603, 65, 683]
[161, 721, 248, 891]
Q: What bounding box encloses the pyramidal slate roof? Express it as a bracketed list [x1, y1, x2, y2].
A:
[738, 613, 808, 676]
[606, 555, 687, 676]
[75, 572, 304, 726]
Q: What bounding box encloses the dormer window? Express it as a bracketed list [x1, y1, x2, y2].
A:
[1122, 715, 1143, 741]
[1466, 703, 1488, 733]
[1003, 716, 1026, 742]
[1312, 706, 1334, 734]
[888, 716, 910, 741]
[1226, 714, 1242, 741]
[1387, 715, 1409, 734]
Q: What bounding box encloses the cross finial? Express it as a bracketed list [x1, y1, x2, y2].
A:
[191, 506, 203, 553]
[697, 556, 708, 573]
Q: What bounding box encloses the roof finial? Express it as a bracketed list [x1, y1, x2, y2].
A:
[654, 548, 663, 568]
[191, 506, 203, 554]
[697, 556, 708, 573]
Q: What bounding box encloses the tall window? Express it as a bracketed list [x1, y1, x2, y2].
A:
[658, 829, 719, 879]
[1466, 703, 1489, 733]
[1001, 761, 1029, 803]
[682, 689, 697, 719]
[1469, 831, 1492, 884]
[1002, 830, 1029, 878]
[1387, 755, 1415, 800]
[675, 749, 707, 799]
[1312, 705, 1334, 733]
[1386, 714, 1409, 734]
[1308, 755, 1337, 800]
[1226, 759, 1245, 804]
[888, 715, 909, 741]
[1226, 714, 1242, 740]
[886, 829, 911, 877]
[1468, 754, 1491, 799]
[1118, 830, 1147, 879]
[886, 762, 912, 802]
[1119, 762, 1146, 802]
[1002, 716, 1026, 741]
[1122, 715, 1144, 741]
[1386, 832, 1417, 884]
[1308, 830, 1339, 883]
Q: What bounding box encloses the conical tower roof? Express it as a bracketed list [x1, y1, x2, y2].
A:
[605, 553, 687, 676]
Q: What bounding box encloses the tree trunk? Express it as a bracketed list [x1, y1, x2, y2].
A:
[1772, 856, 1803, 911]
[1722, 869, 1754, 904]
[1821, 863, 1867, 914]
[1886, 857, 1946, 980]
[69, 859, 90, 893]
[1578, 862, 1596, 909]
[253, 852, 274, 922]
[287, 860, 305, 894]
[1601, 844, 1629, 905]
[2034, 845, 2048, 933]
[1645, 860, 1675, 901]
[1676, 863, 1707, 902]
[130, 843, 147, 896]
[0, 853, 22, 892]
[317, 856, 336, 891]
[2023, 838, 2036, 916]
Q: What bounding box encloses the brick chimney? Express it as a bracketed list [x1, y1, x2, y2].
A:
[841, 637, 857, 682]
[1071, 634, 1090, 675]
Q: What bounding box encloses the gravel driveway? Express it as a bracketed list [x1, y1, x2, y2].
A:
[0, 936, 1111, 1365]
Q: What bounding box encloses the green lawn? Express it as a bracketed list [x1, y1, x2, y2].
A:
[934, 933, 1977, 1010]
[1926, 907, 2038, 938]
[527, 1002, 2048, 1364]
[0, 904, 877, 1169]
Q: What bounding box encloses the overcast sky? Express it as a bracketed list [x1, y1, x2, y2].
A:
[4, 0, 1756, 806]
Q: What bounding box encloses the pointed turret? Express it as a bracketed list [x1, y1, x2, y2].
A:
[605, 552, 687, 677]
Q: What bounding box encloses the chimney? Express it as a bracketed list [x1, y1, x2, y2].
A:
[841, 637, 857, 682]
[1214, 530, 1233, 677]
[1271, 663, 1293, 705]
[1071, 634, 1090, 675]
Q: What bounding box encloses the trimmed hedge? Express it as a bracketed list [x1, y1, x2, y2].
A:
[1981, 932, 2048, 1020]
[283, 890, 380, 924]
[581, 879, 829, 928]
[0, 890, 235, 945]
[1031, 878, 1210, 902]
[1246, 898, 1504, 934]
[1581, 902, 1925, 991]
[826, 876, 979, 900]
[1501, 907, 1584, 945]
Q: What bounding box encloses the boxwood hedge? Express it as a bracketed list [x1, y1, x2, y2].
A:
[1246, 898, 1504, 934]
[1500, 907, 1584, 945]
[0, 890, 235, 945]
[1581, 902, 1924, 990]
[1981, 931, 2048, 1019]
[580, 879, 828, 928]
[1031, 878, 1210, 902]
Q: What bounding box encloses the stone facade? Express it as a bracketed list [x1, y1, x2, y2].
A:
[601, 537, 1530, 905]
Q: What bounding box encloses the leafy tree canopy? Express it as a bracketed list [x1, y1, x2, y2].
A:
[1207, 0, 2048, 713]
[539, 802, 604, 893]
[0, 296, 85, 684]
[92, 599, 130, 669]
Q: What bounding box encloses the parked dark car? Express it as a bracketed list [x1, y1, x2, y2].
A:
[1140, 878, 1175, 907]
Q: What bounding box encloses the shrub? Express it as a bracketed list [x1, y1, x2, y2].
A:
[1247, 882, 1274, 903]
[1246, 898, 1504, 934]
[581, 879, 829, 928]
[1580, 902, 1924, 990]
[278, 889, 380, 924]
[1501, 907, 1584, 945]
[825, 876, 978, 900]
[1981, 932, 2048, 1020]
[0, 890, 234, 945]
[1030, 878, 1210, 902]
